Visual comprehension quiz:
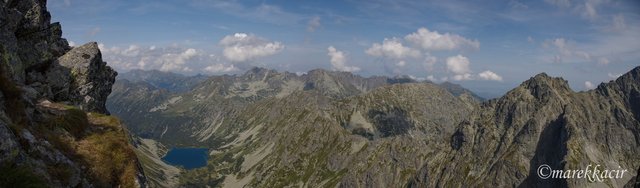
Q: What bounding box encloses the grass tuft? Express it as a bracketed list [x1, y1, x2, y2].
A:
[46, 108, 89, 138]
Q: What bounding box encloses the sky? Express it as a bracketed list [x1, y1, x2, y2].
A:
[47, 0, 640, 98]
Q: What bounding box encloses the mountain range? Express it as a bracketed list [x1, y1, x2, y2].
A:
[1, 0, 639, 187]
[108, 66, 640, 187]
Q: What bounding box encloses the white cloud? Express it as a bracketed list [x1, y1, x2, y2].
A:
[446, 55, 474, 81]
[584, 81, 596, 89]
[98, 43, 237, 75]
[219, 33, 284, 62]
[396, 60, 406, 67]
[204, 64, 239, 73]
[404, 27, 479, 51]
[365, 38, 420, 59]
[307, 16, 321, 32]
[158, 48, 199, 72]
[426, 75, 437, 82]
[68, 41, 76, 47]
[327, 46, 360, 72]
[122, 45, 142, 57]
[452, 73, 473, 81]
[407, 75, 425, 81]
[478, 70, 503, 81]
[446, 55, 471, 75]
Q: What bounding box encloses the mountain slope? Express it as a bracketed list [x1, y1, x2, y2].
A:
[107, 67, 478, 146]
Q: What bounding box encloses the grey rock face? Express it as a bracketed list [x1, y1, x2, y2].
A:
[0, 0, 70, 83]
[54, 42, 117, 114]
[431, 69, 640, 187]
[0, 0, 145, 187]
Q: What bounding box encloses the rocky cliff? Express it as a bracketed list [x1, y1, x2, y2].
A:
[1, 0, 144, 187]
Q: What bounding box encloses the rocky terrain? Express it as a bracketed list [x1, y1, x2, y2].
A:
[0, 0, 145, 187]
[109, 65, 640, 187]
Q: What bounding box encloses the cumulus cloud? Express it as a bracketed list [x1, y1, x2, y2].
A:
[446, 55, 471, 75]
[478, 70, 503, 81]
[404, 27, 479, 51]
[365, 38, 420, 59]
[219, 33, 284, 62]
[158, 48, 199, 72]
[68, 41, 76, 47]
[98, 43, 238, 74]
[327, 46, 360, 72]
[584, 81, 596, 89]
[307, 16, 321, 32]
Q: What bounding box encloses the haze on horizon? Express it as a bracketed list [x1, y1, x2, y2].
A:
[48, 0, 640, 98]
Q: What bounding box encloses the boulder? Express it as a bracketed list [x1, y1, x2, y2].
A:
[50, 42, 117, 114]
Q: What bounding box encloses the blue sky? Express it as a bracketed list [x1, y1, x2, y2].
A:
[48, 0, 640, 98]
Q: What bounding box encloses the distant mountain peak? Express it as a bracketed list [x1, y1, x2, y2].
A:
[519, 72, 572, 99]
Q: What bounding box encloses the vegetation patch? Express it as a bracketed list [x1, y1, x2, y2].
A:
[47, 108, 89, 137]
[32, 103, 141, 187]
[0, 162, 47, 188]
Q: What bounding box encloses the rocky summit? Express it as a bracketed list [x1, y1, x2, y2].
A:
[108, 66, 640, 187]
[0, 0, 144, 187]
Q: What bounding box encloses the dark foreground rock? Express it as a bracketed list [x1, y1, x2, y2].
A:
[0, 0, 145, 187]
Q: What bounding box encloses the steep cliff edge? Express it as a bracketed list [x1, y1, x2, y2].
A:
[0, 0, 145, 187]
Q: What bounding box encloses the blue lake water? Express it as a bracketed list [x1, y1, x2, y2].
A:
[161, 148, 208, 169]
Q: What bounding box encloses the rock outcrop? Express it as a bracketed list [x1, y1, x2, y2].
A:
[48, 42, 117, 114]
[0, 0, 144, 187]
